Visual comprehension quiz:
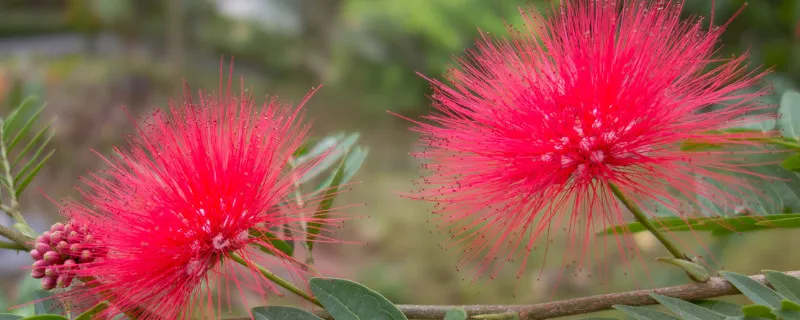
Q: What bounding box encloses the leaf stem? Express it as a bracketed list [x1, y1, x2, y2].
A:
[0, 119, 35, 237]
[231, 271, 799, 320]
[228, 252, 322, 307]
[0, 223, 33, 250]
[608, 183, 686, 261]
[0, 238, 26, 250]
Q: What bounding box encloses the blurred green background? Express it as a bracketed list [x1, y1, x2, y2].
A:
[0, 0, 799, 318]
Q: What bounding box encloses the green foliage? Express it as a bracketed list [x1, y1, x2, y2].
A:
[610, 270, 800, 320]
[654, 257, 710, 282]
[73, 302, 108, 320]
[18, 316, 68, 320]
[443, 308, 467, 320]
[251, 306, 323, 320]
[308, 277, 408, 320]
[600, 214, 800, 236]
[0, 315, 23, 320]
[245, 132, 367, 262]
[248, 229, 294, 257]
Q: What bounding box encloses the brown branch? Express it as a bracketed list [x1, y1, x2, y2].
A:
[235, 270, 795, 320]
[0, 223, 34, 251]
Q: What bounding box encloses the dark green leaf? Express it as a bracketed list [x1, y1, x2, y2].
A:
[444, 308, 467, 320]
[612, 305, 680, 320]
[693, 300, 744, 317]
[740, 304, 776, 319]
[0, 314, 23, 320]
[308, 277, 408, 320]
[306, 159, 345, 252]
[19, 316, 68, 320]
[249, 229, 294, 257]
[654, 257, 710, 282]
[763, 270, 800, 303]
[783, 153, 800, 171]
[649, 294, 727, 320]
[721, 272, 783, 308]
[578, 318, 619, 320]
[251, 306, 323, 320]
[74, 302, 108, 320]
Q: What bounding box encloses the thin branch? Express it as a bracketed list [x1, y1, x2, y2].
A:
[0, 238, 26, 250]
[0, 223, 33, 251]
[228, 270, 798, 320]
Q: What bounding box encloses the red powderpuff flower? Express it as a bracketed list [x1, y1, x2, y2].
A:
[55, 73, 343, 319]
[406, 1, 774, 285]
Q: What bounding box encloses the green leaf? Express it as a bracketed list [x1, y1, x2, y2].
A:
[740, 304, 776, 319]
[756, 217, 800, 228]
[693, 300, 744, 317]
[298, 133, 359, 184]
[74, 302, 108, 320]
[15, 149, 54, 198]
[783, 300, 800, 311]
[721, 271, 783, 308]
[655, 257, 710, 282]
[317, 146, 368, 190]
[32, 291, 54, 315]
[0, 314, 23, 320]
[783, 153, 800, 171]
[613, 305, 680, 320]
[778, 90, 800, 140]
[19, 316, 68, 320]
[251, 306, 323, 320]
[308, 277, 408, 320]
[306, 159, 345, 253]
[444, 308, 467, 320]
[249, 229, 294, 257]
[600, 214, 800, 236]
[649, 294, 727, 320]
[763, 270, 800, 303]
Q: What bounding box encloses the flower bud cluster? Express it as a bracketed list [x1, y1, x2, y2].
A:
[29, 221, 99, 290]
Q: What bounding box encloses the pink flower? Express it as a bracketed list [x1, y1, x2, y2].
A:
[407, 1, 772, 285]
[56, 72, 340, 319]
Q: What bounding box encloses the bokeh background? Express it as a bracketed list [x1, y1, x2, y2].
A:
[0, 0, 799, 318]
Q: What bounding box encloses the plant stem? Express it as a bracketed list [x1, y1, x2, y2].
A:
[228, 252, 322, 307]
[0, 239, 26, 250]
[0, 223, 33, 250]
[0, 120, 35, 237]
[228, 270, 796, 320]
[608, 182, 686, 261]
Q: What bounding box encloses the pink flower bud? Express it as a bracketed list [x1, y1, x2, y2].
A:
[67, 231, 80, 243]
[41, 276, 56, 290]
[43, 251, 61, 264]
[44, 265, 58, 277]
[30, 268, 45, 279]
[50, 231, 63, 244]
[51, 222, 65, 232]
[56, 241, 69, 255]
[30, 249, 42, 260]
[35, 242, 50, 253]
[56, 273, 73, 288]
